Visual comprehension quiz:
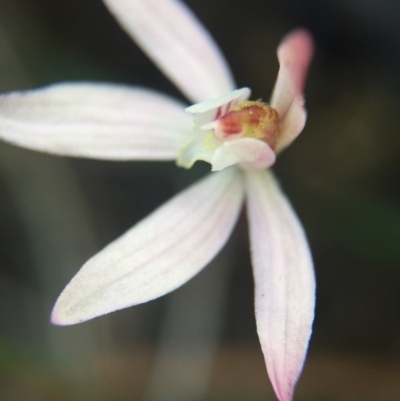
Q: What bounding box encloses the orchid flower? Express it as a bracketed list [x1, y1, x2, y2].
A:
[0, 0, 315, 400]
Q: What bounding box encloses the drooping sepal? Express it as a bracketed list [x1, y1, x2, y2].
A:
[246, 170, 315, 401]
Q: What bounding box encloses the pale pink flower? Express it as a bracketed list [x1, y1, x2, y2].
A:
[0, 0, 315, 400]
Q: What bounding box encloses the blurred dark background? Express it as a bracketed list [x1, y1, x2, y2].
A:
[0, 0, 399, 400]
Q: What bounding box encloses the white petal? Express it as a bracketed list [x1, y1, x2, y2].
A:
[186, 87, 251, 128]
[52, 167, 244, 325]
[103, 0, 235, 103]
[211, 138, 276, 171]
[269, 30, 313, 152]
[0, 83, 191, 160]
[177, 135, 275, 172]
[246, 170, 315, 401]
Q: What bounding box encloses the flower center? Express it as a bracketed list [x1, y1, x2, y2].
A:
[206, 101, 279, 150]
[177, 88, 279, 171]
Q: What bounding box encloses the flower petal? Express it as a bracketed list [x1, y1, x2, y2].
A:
[246, 170, 315, 401]
[177, 134, 275, 172]
[185, 87, 251, 128]
[0, 83, 191, 160]
[275, 95, 307, 153]
[103, 0, 235, 103]
[52, 167, 244, 325]
[211, 138, 276, 171]
[269, 30, 313, 152]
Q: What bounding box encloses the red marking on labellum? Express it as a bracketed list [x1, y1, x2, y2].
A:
[218, 111, 244, 135]
[214, 101, 279, 148]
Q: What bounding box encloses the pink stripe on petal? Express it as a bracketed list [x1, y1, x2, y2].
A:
[246, 170, 315, 401]
[52, 167, 244, 325]
[103, 0, 235, 103]
[270, 30, 314, 152]
[0, 83, 191, 160]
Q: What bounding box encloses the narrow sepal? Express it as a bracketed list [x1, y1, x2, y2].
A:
[246, 170, 315, 401]
[52, 168, 244, 325]
[0, 83, 191, 160]
[103, 0, 235, 103]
